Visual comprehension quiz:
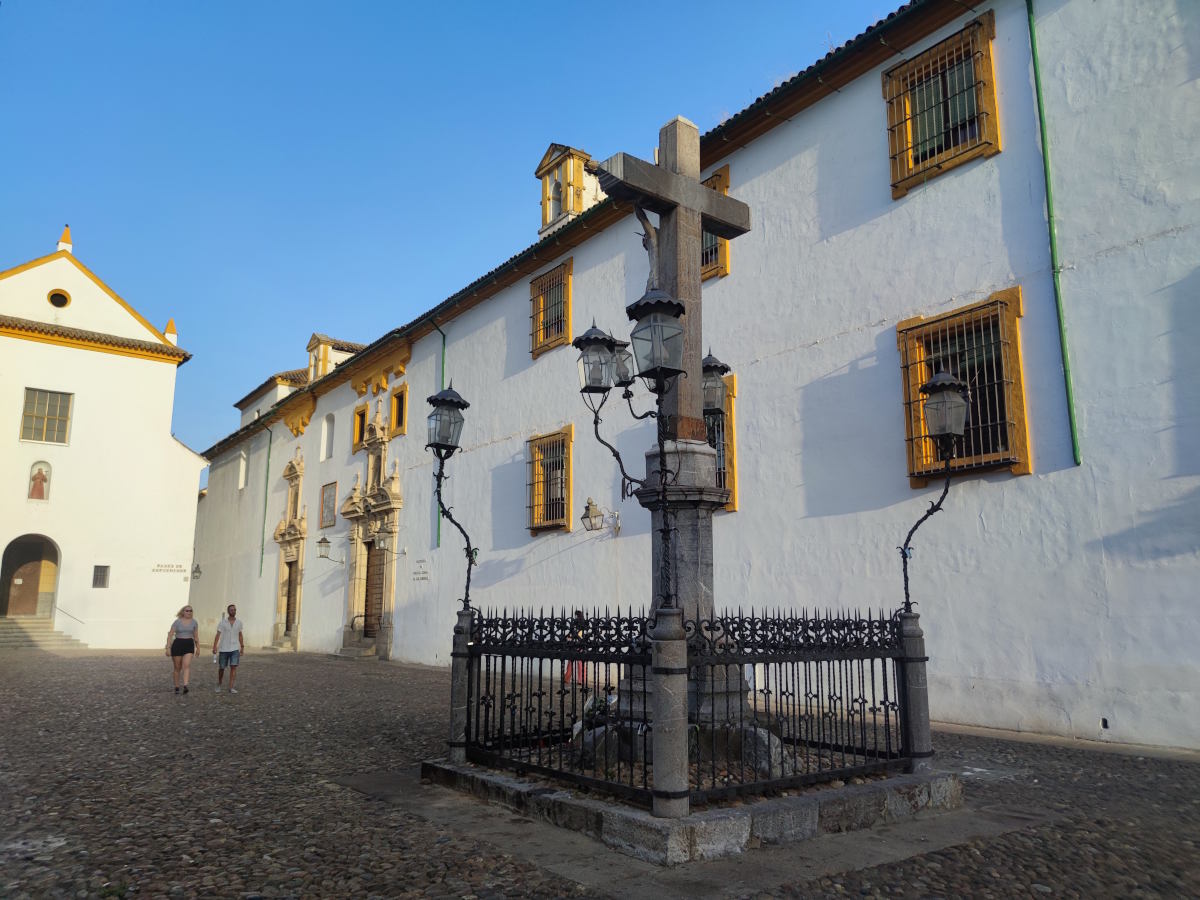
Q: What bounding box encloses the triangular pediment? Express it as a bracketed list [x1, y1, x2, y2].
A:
[536, 143, 588, 178]
[0, 250, 173, 347]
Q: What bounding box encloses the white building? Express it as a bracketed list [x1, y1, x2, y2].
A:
[191, 0, 1200, 749]
[0, 228, 206, 647]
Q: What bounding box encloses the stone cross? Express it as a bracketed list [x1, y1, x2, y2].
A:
[592, 116, 750, 441]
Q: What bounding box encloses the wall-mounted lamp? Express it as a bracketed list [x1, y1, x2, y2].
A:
[191, 563, 202, 580]
[580, 497, 621, 536]
[316, 535, 345, 566]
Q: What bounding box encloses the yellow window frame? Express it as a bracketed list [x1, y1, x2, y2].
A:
[896, 286, 1031, 486]
[527, 424, 573, 533]
[388, 383, 409, 439]
[701, 165, 731, 281]
[351, 402, 369, 452]
[530, 259, 573, 358]
[883, 11, 1000, 199]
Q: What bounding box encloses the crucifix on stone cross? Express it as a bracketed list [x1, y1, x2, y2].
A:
[591, 116, 751, 442]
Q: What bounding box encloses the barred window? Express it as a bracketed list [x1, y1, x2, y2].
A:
[530, 260, 572, 357]
[883, 11, 999, 199]
[92, 565, 110, 589]
[701, 165, 730, 281]
[21, 388, 72, 444]
[528, 426, 573, 531]
[704, 373, 738, 511]
[897, 287, 1030, 483]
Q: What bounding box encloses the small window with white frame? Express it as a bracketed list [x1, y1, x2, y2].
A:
[92, 565, 110, 588]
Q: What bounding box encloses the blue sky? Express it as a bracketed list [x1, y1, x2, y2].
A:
[1, 0, 896, 453]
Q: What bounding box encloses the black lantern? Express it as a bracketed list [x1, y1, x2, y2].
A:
[702, 349, 731, 413]
[426, 383, 469, 459]
[316, 536, 332, 558]
[612, 340, 636, 389]
[572, 322, 618, 395]
[626, 287, 685, 391]
[920, 371, 970, 444]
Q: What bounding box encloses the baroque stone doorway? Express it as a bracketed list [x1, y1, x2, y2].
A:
[284, 561, 298, 636]
[273, 449, 307, 650]
[0, 535, 59, 618]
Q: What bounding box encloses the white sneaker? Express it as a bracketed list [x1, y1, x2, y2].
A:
[215, 686, 222, 693]
[229, 688, 238, 694]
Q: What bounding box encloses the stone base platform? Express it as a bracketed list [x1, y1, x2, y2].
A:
[420, 760, 962, 866]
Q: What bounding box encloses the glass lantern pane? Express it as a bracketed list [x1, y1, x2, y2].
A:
[703, 373, 725, 411]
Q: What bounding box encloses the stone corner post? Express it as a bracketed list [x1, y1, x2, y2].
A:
[898, 610, 934, 774]
[651, 606, 690, 818]
[448, 606, 475, 764]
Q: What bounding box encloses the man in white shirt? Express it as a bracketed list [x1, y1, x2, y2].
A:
[212, 604, 245, 693]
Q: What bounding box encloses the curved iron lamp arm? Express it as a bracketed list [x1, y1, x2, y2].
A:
[433, 454, 478, 611]
[898, 449, 953, 613]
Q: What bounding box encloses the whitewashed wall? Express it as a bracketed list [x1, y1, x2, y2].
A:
[0, 335, 205, 648]
[192, 0, 1200, 749]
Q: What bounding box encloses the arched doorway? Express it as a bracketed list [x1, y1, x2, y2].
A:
[1, 535, 60, 618]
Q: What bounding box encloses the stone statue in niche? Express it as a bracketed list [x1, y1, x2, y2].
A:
[28, 464, 50, 501]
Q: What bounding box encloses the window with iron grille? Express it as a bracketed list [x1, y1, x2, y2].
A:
[92, 565, 110, 589]
[897, 286, 1030, 483]
[530, 260, 572, 358]
[21, 388, 72, 444]
[527, 425, 573, 531]
[882, 11, 999, 199]
[703, 373, 738, 511]
[701, 165, 731, 281]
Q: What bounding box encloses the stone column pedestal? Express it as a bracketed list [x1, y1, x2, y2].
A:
[448, 607, 475, 764]
[651, 606, 689, 818]
[899, 611, 934, 774]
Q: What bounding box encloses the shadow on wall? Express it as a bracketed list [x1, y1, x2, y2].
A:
[490, 457, 531, 551]
[1090, 268, 1200, 562]
[800, 332, 916, 517]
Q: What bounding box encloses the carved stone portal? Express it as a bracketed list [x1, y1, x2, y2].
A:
[338, 402, 403, 659]
[272, 448, 306, 649]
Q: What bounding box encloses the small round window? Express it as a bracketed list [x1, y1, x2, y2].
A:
[48, 290, 71, 309]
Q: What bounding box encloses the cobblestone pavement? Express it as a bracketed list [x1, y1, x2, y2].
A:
[1, 650, 1197, 899]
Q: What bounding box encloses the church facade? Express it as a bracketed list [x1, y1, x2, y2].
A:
[1, 229, 206, 647]
[190, 0, 1199, 749]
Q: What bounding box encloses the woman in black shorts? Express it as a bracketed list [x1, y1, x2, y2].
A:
[165, 605, 202, 694]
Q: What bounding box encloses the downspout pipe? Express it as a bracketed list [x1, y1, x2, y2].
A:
[429, 318, 448, 547]
[1027, 0, 1082, 465]
[259, 424, 275, 576]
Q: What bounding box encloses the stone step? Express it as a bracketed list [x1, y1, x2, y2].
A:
[333, 645, 378, 659]
[0, 630, 88, 649]
[0, 618, 57, 630]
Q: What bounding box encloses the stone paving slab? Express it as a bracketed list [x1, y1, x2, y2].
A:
[0, 649, 1198, 898]
[412, 761, 962, 865]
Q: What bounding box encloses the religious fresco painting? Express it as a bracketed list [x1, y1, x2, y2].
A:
[28, 463, 51, 501]
[320, 481, 337, 528]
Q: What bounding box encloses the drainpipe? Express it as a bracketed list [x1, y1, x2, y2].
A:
[259, 424, 275, 576]
[1027, 0, 1082, 465]
[429, 318, 448, 547]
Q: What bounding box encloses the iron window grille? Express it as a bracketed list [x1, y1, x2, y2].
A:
[92, 565, 109, 589]
[883, 11, 1000, 199]
[527, 426, 573, 532]
[530, 260, 573, 358]
[701, 165, 731, 281]
[703, 373, 738, 511]
[21, 388, 72, 444]
[897, 286, 1031, 483]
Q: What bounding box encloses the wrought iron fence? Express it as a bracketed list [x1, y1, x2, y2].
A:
[463, 607, 911, 806]
[685, 609, 909, 802]
[465, 608, 654, 804]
